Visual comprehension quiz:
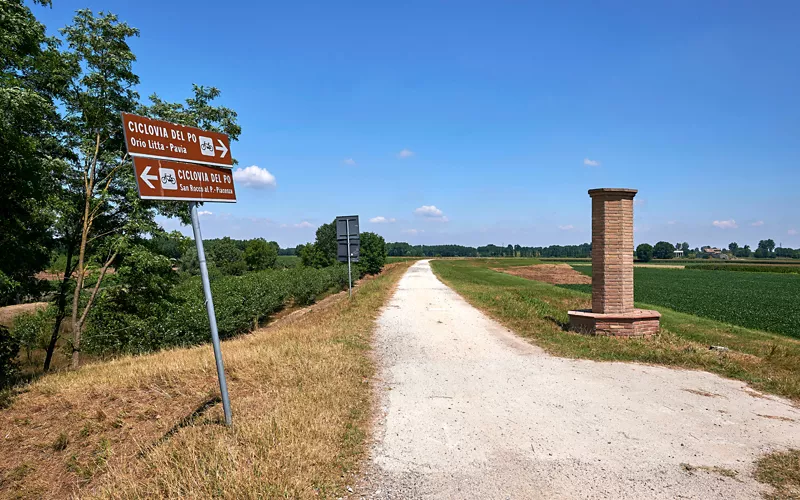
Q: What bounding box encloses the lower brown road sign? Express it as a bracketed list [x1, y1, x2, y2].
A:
[133, 157, 237, 202]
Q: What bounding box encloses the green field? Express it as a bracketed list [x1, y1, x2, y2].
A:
[564, 266, 800, 339]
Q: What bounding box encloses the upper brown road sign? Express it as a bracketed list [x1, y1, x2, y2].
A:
[122, 112, 233, 168]
[133, 156, 237, 203]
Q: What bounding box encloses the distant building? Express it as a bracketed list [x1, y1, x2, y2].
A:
[701, 246, 725, 258]
[673, 249, 684, 258]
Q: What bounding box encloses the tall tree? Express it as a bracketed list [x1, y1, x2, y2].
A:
[0, 0, 73, 306]
[57, 10, 145, 368]
[636, 243, 653, 262]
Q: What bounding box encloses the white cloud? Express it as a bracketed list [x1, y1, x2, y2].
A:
[414, 205, 449, 222]
[198, 210, 213, 216]
[343, 158, 356, 166]
[751, 220, 764, 227]
[789, 229, 798, 235]
[369, 216, 396, 224]
[233, 165, 276, 189]
[558, 224, 574, 230]
[583, 158, 600, 167]
[402, 229, 424, 235]
[414, 205, 443, 217]
[398, 148, 415, 158]
[712, 219, 738, 229]
[294, 221, 313, 228]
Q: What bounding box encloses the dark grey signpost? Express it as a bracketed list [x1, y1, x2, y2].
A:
[336, 215, 360, 297]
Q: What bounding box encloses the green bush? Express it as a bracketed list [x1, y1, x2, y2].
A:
[11, 306, 55, 362]
[83, 265, 355, 355]
[0, 326, 20, 388]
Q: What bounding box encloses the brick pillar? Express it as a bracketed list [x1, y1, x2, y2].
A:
[589, 188, 637, 314]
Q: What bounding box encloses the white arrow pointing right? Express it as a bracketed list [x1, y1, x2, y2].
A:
[140, 165, 158, 189]
[215, 139, 228, 158]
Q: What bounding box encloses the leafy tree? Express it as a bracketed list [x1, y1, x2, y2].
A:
[300, 220, 337, 268]
[315, 221, 337, 266]
[729, 242, 739, 254]
[244, 238, 277, 271]
[53, 11, 242, 368]
[148, 230, 191, 260]
[0, 0, 74, 305]
[738, 245, 752, 258]
[636, 243, 653, 262]
[359, 232, 387, 275]
[681, 242, 689, 254]
[758, 239, 776, 253]
[57, 10, 148, 368]
[653, 241, 675, 259]
[209, 237, 246, 275]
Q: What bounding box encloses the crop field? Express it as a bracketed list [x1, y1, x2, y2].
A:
[565, 266, 800, 339]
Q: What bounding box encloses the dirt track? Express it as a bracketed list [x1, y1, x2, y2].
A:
[496, 263, 590, 284]
[364, 260, 800, 499]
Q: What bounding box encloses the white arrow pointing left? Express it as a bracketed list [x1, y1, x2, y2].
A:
[215, 139, 228, 158]
[140, 165, 158, 189]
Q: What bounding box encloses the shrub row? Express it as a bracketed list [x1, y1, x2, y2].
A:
[684, 264, 800, 274]
[82, 264, 356, 356]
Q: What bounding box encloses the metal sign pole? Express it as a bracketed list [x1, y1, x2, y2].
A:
[346, 218, 352, 298]
[190, 202, 233, 426]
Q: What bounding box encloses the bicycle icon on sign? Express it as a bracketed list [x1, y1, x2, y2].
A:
[158, 167, 178, 190]
[199, 136, 215, 156]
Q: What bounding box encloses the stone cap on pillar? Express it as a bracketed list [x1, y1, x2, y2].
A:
[588, 188, 638, 198]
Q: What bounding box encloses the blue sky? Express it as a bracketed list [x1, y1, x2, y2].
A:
[34, 1, 800, 248]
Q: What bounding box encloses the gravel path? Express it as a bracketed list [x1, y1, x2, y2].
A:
[364, 260, 800, 499]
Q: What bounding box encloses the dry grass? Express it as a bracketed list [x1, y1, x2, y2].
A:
[681, 463, 740, 479]
[755, 449, 800, 499]
[0, 262, 411, 499]
[0, 302, 48, 328]
[682, 388, 724, 398]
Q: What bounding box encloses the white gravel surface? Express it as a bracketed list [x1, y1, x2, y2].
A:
[363, 260, 800, 499]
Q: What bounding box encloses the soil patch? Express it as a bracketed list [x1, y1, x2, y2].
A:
[495, 264, 591, 285]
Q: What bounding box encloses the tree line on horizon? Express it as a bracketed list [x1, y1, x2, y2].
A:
[383, 239, 800, 260]
[636, 239, 799, 261]
[385, 242, 592, 258]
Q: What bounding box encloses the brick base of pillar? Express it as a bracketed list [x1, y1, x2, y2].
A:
[567, 309, 661, 337]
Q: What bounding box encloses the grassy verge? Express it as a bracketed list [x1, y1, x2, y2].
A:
[755, 449, 800, 499]
[0, 261, 411, 498]
[430, 259, 800, 402]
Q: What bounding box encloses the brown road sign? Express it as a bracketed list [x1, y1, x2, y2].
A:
[122, 112, 233, 168]
[133, 157, 236, 203]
